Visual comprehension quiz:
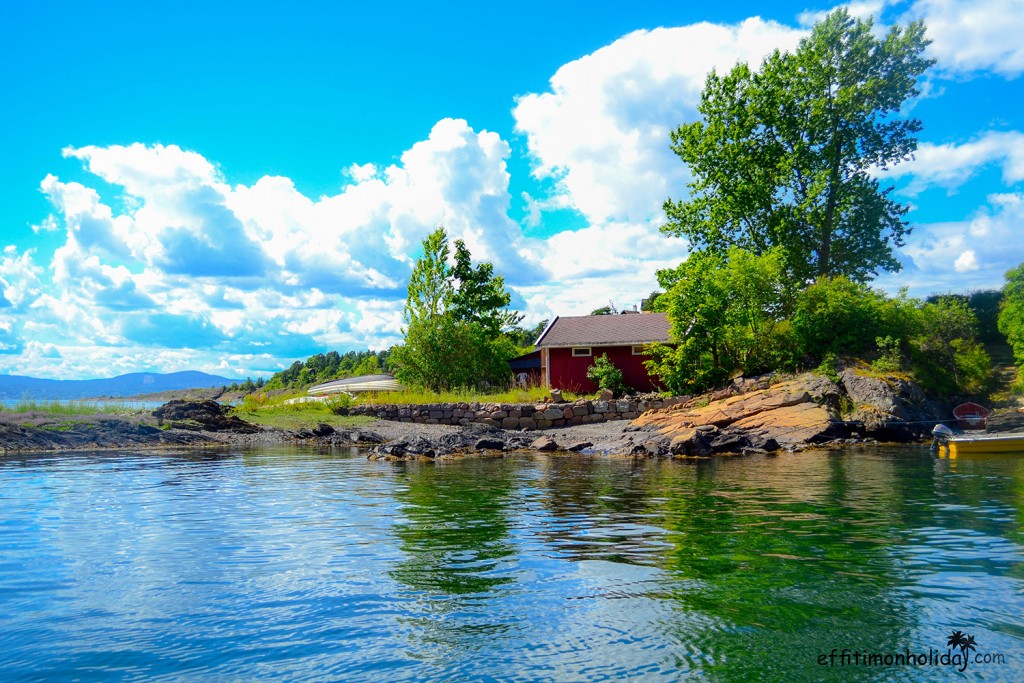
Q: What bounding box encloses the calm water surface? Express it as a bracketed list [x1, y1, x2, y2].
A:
[1, 446, 1022, 681]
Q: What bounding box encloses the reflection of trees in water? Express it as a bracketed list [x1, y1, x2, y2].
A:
[389, 459, 518, 597]
[635, 452, 929, 682]
[388, 459, 522, 661]
[531, 456, 672, 566]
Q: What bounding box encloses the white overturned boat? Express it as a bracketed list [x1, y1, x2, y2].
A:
[307, 374, 404, 396]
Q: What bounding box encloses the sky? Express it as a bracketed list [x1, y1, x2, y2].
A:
[1, 0, 1023, 380]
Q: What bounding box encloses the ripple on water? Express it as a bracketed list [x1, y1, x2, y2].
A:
[0, 447, 1022, 682]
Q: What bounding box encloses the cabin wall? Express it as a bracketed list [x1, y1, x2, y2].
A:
[548, 345, 659, 393]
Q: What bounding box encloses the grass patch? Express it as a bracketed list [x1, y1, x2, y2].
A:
[33, 421, 94, 432]
[230, 392, 374, 430]
[356, 386, 579, 406]
[2, 400, 145, 416]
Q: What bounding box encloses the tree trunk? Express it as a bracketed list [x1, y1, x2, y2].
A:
[820, 144, 841, 278]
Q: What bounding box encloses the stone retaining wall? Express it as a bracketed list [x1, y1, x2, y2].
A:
[348, 396, 687, 429]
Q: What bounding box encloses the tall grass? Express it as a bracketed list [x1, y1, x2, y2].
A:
[1, 400, 146, 416]
[356, 386, 579, 406]
[230, 390, 369, 430]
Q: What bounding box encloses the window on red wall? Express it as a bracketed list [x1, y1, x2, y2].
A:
[572, 347, 592, 357]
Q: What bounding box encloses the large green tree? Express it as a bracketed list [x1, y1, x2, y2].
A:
[391, 227, 521, 392]
[662, 9, 933, 282]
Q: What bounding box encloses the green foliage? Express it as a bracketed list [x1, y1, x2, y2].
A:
[912, 297, 991, 394]
[968, 290, 1003, 344]
[647, 247, 796, 394]
[390, 227, 521, 392]
[263, 349, 391, 390]
[225, 375, 266, 393]
[792, 277, 891, 358]
[505, 320, 549, 351]
[999, 263, 1024, 365]
[586, 354, 627, 396]
[816, 352, 841, 384]
[872, 336, 903, 373]
[590, 305, 615, 315]
[640, 290, 664, 312]
[661, 9, 933, 281]
[652, 256, 992, 396]
[323, 393, 353, 414]
[231, 393, 375, 431]
[450, 238, 523, 334]
[2, 400, 144, 416]
[927, 290, 1005, 345]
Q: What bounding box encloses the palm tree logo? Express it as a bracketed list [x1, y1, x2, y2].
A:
[962, 634, 977, 657]
[947, 630, 977, 669]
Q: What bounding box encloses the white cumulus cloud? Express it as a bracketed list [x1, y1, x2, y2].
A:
[888, 192, 1024, 292]
[513, 18, 805, 226]
[883, 130, 1024, 193]
[906, 0, 1024, 77]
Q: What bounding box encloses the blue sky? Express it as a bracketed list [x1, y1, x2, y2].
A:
[1, 0, 1022, 380]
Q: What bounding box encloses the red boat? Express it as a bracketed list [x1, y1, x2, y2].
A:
[953, 402, 989, 430]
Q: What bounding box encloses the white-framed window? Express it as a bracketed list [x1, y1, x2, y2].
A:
[572, 347, 592, 357]
[632, 345, 646, 355]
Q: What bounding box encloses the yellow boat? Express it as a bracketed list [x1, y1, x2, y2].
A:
[946, 433, 1024, 457]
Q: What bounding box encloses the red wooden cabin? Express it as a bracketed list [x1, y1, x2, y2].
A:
[534, 313, 671, 393]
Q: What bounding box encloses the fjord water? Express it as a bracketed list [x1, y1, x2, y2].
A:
[1, 447, 1021, 682]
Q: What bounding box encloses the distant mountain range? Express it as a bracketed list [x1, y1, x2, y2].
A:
[0, 371, 240, 400]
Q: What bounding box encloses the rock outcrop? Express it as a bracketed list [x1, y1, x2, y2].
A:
[837, 369, 939, 441]
[631, 370, 941, 456]
[153, 400, 262, 433]
[633, 375, 843, 455]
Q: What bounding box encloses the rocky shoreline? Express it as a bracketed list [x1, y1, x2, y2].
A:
[5, 368, 1009, 459]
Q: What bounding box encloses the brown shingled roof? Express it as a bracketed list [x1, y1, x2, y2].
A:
[535, 313, 671, 347]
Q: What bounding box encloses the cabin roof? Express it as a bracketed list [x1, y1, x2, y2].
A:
[534, 313, 671, 348]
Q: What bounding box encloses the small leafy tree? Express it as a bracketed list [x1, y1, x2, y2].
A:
[586, 354, 627, 396]
[913, 297, 991, 394]
[999, 263, 1024, 366]
[792, 277, 889, 359]
[390, 227, 521, 392]
[647, 247, 796, 394]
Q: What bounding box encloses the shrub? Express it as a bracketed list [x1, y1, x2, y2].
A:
[324, 393, 353, 415]
[911, 297, 991, 394]
[586, 354, 627, 396]
[793, 277, 889, 360]
[872, 336, 903, 373]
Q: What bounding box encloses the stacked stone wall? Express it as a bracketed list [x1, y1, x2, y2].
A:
[347, 396, 686, 429]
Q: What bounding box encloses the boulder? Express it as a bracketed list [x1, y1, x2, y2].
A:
[669, 429, 712, 457]
[549, 388, 564, 403]
[530, 435, 559, 451]
[152, 400, 261, 433]
[634, 379, 815, 435]
[474, 437, 506, 451]
[312, 423, 334, 437]
[838, 369, 938, 440]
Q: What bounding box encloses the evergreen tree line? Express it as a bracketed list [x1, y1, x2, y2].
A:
[262, 349, 392, 391]
[224, 376, 267, 393]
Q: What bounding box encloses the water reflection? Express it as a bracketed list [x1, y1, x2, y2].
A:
[530, 456, 672, 565]
[390, 459, 518, 596]
[0, 447, 1021, 682]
